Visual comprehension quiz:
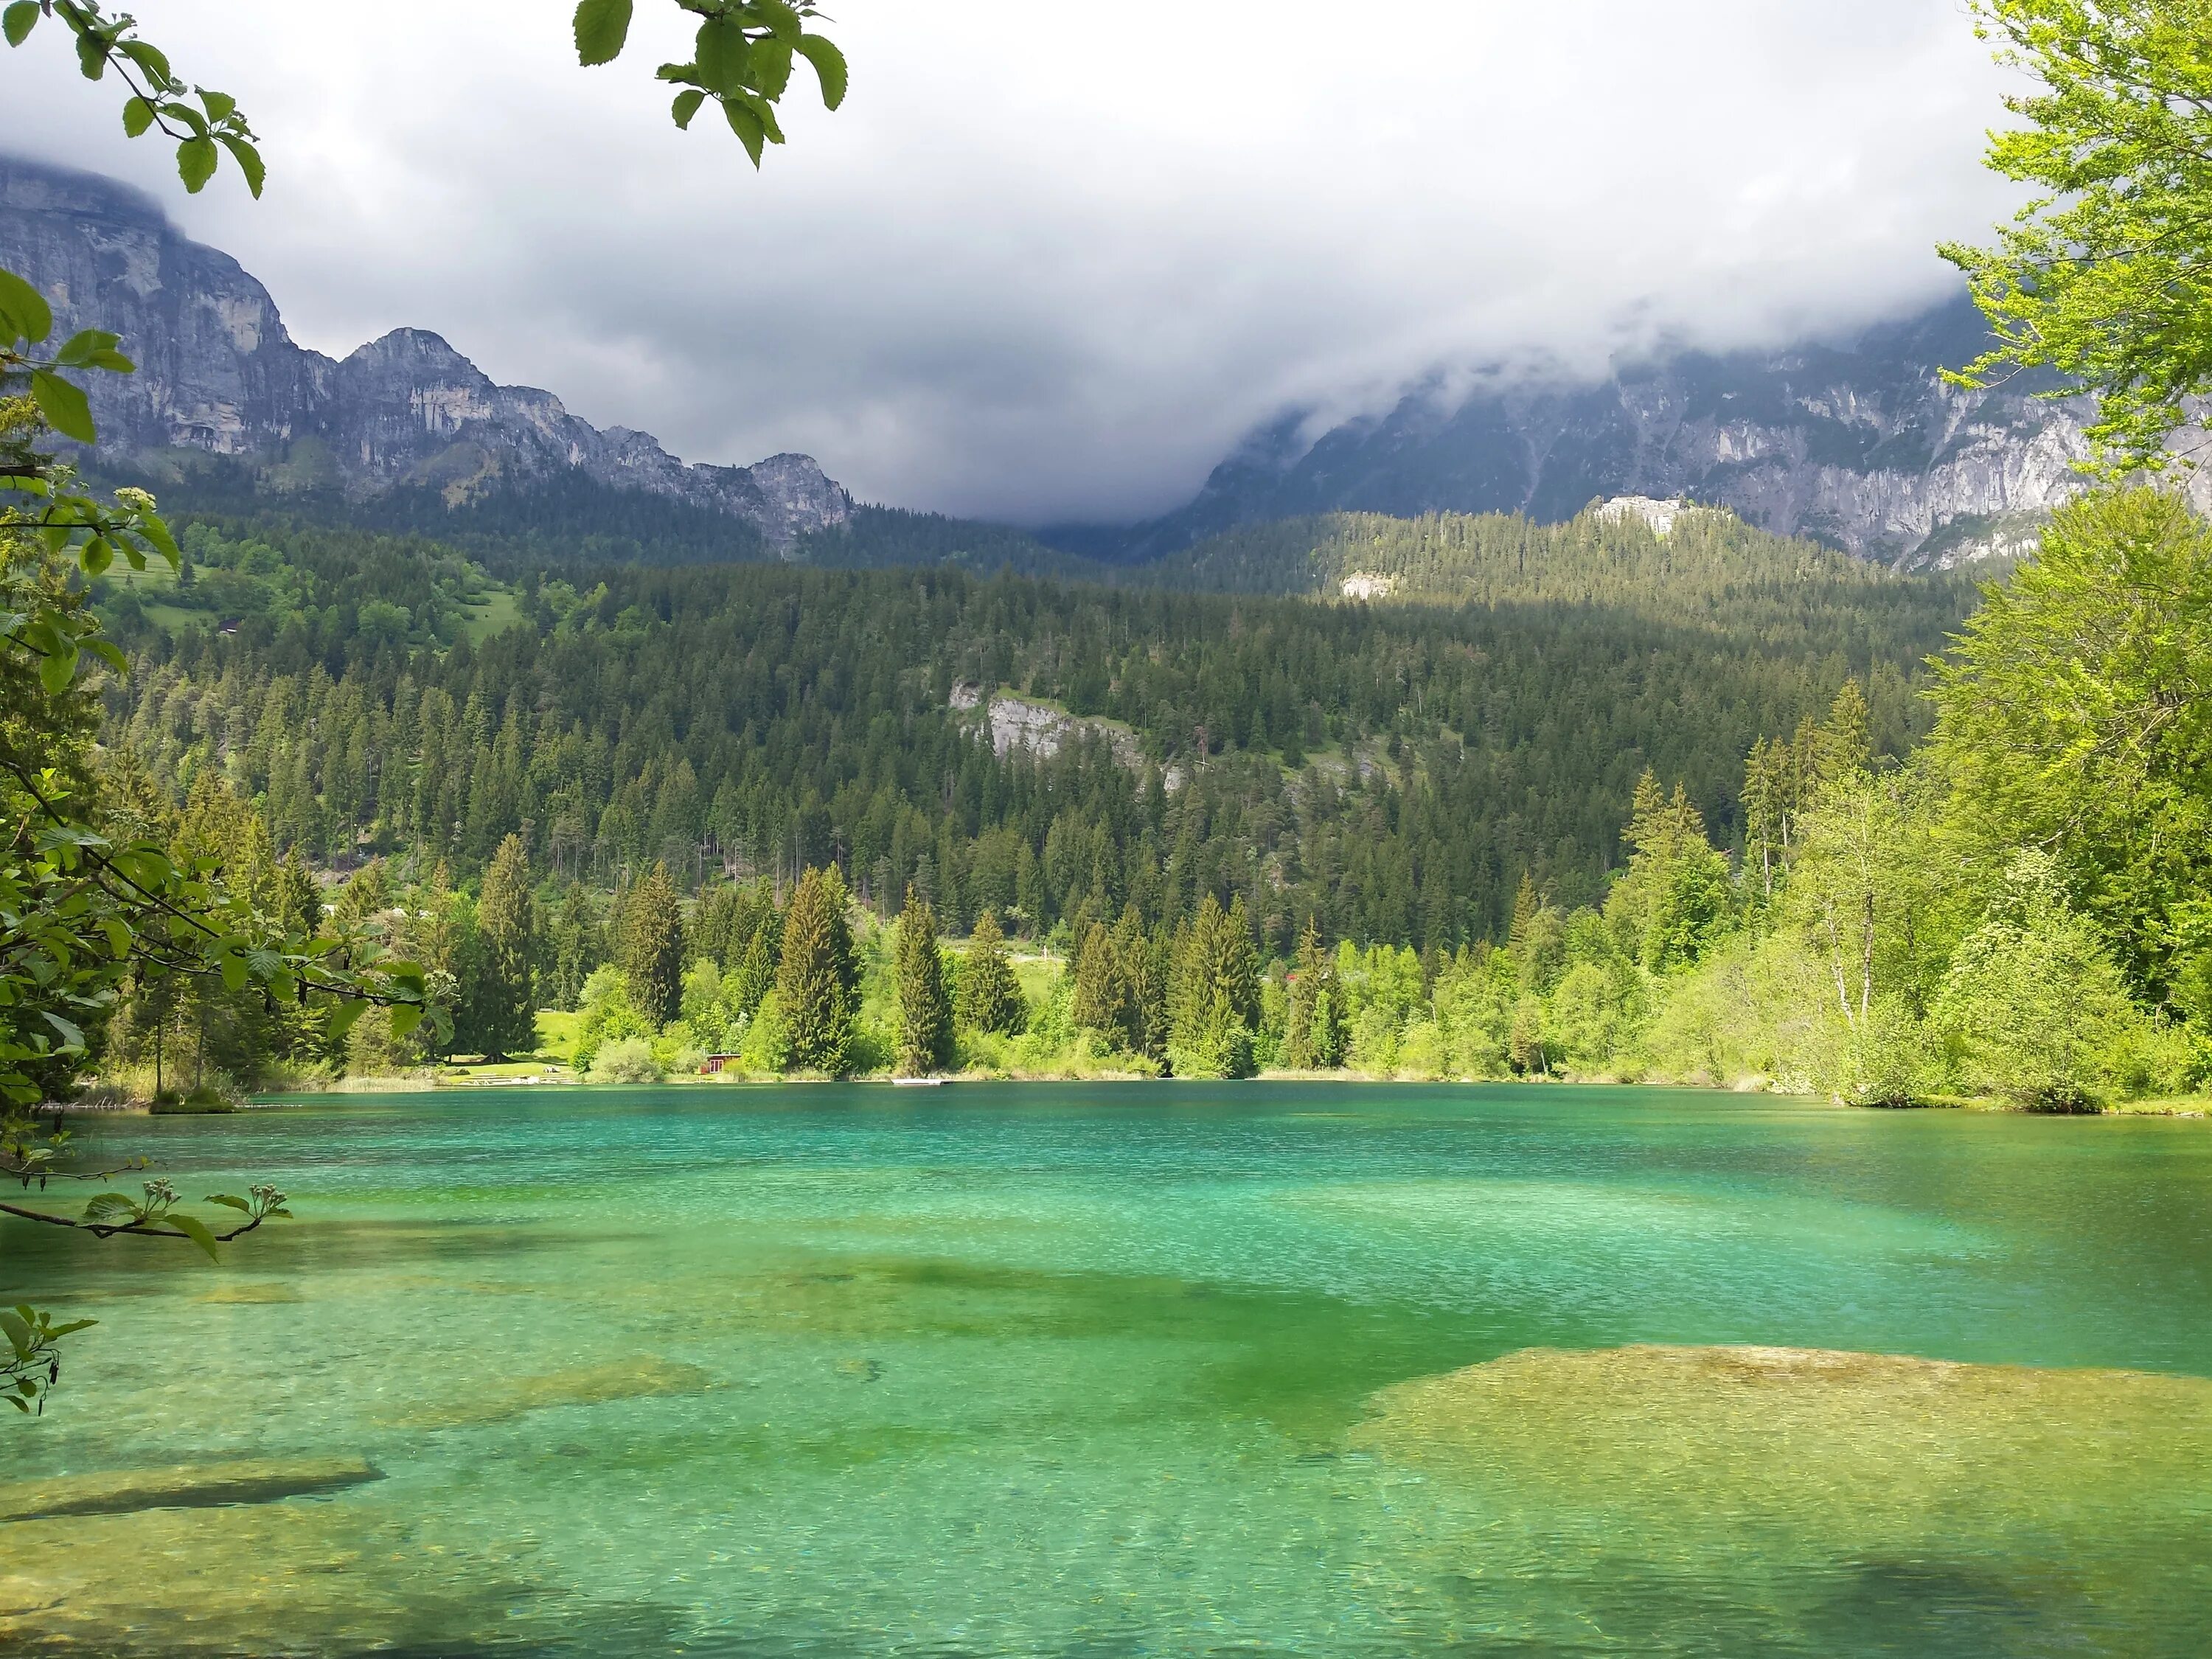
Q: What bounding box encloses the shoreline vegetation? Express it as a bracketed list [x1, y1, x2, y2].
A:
[60, 487, 2212, 1124]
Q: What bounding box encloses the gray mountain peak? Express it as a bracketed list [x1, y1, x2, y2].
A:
[0, 155, 851, 546]
[1110, 300, 2210, 568]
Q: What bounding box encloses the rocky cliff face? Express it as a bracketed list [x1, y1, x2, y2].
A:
[0, 156, 850, 546]
[1118, 299, 2210, 568]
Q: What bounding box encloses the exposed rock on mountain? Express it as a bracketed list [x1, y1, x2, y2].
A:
[948, 681, 1187, 788]
[0, 156, 849, 546]
[1107, 300, 2210, 568]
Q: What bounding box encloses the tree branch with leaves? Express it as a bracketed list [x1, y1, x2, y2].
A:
[1941, 0, 2212, 473]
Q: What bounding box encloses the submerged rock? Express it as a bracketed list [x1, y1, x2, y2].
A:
[1346, 1344, 2212, 1649]
[389, 1356, 712, 1428]
[1355, 1342, 2212, 1554]
[0, 1457, 382, 1522]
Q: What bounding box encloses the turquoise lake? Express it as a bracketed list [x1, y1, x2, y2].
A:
[4, 1083, 2210, 1656]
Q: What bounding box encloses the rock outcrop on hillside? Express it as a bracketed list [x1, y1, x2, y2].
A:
[0, 156, 850, 545]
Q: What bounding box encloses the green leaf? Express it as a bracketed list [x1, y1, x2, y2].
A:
[122, 94, 155, 136]
[80, 537, 112, 577]
[46, 1319, 96, 1339]
[198, 87, 236, 121]
[140, 514, 180, 566]
[745, 0, 804, 45]
[671, 88, 706, 129]
[1, 2, 38, 47]
[82, 1193, 137, 1222]
[55, 328, 122, 367]
[0, 1310, 29, 1360]
[731, 89, 783, 147]
[573, 0, 633, 67]
[748, 37, 793, 100]
[38, 640, 79, 696]
[389, 1002, 426, 1040]
[120, 39, 173, 88]
[30, 368, 97, 443]
[169, 1214, 221, 1263]
[697, 16, 751, 96]
[220, 950, 248, 993]
[41, 1012, 85, 1051]
[218, 134, 265, 199]
[177, 135, 218, 193]
[204, 1194, 251, 1213]
[75, 28, 104, 80]
[794, 34, 846, 111]
[324, 998, 369, 1042]
[0, 265, 54, 344]
[725, 97, 768, 167]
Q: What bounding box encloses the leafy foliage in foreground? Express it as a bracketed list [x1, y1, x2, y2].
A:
[1942, 0, 2212, 470]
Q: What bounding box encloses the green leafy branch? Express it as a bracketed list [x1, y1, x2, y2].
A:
[1, 1302, 96, 1414]
[1940, 0, 2212, 475]
[574, 0, 848, 165]
[1, 1178, 290, 1256]
[2, 1, 263, 195]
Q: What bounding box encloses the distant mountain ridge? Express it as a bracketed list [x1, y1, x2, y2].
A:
[1091, 299, 2212, 569]
[0, 156, 850, 547]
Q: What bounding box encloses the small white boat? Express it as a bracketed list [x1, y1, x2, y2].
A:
[891, 1077, 945, 1087]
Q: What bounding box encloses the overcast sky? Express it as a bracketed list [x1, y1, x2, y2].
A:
[3, 1, 2025, 524]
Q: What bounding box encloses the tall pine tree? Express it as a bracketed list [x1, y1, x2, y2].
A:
[1071, 919, 1130, 1046]
[894, 887, 953, 1076]
[956, 909, 1027, 1036]
[1282, 916, 1342, 1069]
[621, 861, 686, 1028]
[777, 864, 858, 1074]
[470, 832, 539, 1060]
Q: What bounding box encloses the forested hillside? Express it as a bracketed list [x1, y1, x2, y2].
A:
[96, 508, 1974, 959]
[1144, 504, 1969, 605]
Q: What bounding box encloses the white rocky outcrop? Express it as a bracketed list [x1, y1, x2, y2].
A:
[949, 684, 1185, 787]
[1593, 496, 1688, 537]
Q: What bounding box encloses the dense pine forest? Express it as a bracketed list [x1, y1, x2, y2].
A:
[94, 506, 1972, 953]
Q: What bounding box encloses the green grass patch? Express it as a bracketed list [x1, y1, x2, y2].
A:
[462, 585, 524, 643]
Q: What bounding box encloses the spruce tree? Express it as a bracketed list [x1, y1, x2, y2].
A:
[1113, 906, 1162, 1057]
[546, 882, 606, 1010]
[470, 832, 539, 1061]
[1070, 919, 1128, 1044]
[1812, 678, 1873, 788]
[894, 887, 953, 1076]
[621, 860, 686, 1028]
[727, 925, 777, 1023]
[1283, 916, 1340, 1069]
[1220, 894, 1262, 1028]
[1508, 872, 1542, 953]
[956, 909, 1027, 1036]
[1167, 894, 1260, 1077]
[776, 864, 858, 1073]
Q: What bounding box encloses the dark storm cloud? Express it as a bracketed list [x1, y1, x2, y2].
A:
[1, 0, 2025, 524]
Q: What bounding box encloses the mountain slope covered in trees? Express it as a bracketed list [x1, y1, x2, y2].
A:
[98, 506, 1975, 957]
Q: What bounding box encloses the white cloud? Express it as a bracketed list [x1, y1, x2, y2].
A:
[1, 0, 2025, 523]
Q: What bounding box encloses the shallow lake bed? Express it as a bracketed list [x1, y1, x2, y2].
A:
[5, 1084, 2208, 1655]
